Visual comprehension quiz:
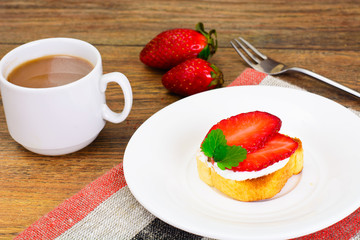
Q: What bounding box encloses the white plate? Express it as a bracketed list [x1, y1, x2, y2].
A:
[124, 86, 360, 240]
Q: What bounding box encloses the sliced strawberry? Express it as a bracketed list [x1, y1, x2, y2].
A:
[207, 111, 281, 153]
[231, 133, 299, 172]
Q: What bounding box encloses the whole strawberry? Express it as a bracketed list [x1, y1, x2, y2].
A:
[162, 58, 223, 96]
[140, 22, 217, 69]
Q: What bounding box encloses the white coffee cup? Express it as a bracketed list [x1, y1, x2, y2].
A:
[0, 38, 133, 155]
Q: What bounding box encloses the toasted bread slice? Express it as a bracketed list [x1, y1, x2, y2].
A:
[197, 138, 303, 202]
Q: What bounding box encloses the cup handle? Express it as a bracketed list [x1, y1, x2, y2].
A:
[100, 72, 133, 123]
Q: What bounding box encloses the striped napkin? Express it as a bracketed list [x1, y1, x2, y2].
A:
[15, 68, 360, 240]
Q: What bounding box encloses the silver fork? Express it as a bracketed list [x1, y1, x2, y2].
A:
[230, 37, 360, 98]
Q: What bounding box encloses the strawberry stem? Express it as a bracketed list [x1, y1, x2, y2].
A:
[208, 64, 224, 87]
[195, 22, 218, 60]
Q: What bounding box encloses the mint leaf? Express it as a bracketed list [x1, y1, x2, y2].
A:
[201, 129, 227, 158]
[201, 129, 247, 170]
[216, 145, 247, 170]
[213, 144, 228, 161]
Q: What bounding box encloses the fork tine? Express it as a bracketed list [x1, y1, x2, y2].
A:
[234, 38, 261, 64]
[230, 40, 257, 69]
[239, 37, 267, 59]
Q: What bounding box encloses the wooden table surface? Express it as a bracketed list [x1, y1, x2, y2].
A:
[0, 0, 359, 239]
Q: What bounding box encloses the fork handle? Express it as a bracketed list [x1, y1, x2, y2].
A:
[288, 67, 360, 98]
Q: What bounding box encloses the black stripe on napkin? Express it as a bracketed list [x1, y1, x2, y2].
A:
[131, 218, 203, 240]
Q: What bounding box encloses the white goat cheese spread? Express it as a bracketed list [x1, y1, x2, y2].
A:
[196, 149, 290, 181]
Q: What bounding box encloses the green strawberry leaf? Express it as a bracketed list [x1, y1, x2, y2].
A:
[195, 22, 217, 59]
[198, 45, 210, 60]
[201, 129, 247, 170]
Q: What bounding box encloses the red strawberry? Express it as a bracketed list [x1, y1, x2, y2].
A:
[140, 22, 217, 69]
[231, 133, 299, 171]
[208, 111, 281, 153]
[162, 58, 223, 96]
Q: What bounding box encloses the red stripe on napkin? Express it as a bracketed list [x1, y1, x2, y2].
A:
[15, 163, 126, 240]
[228, 68, 267, 86]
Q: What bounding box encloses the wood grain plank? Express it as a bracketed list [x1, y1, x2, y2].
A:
[0, 1, 359, 239]
[0, 1, 358, 49]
